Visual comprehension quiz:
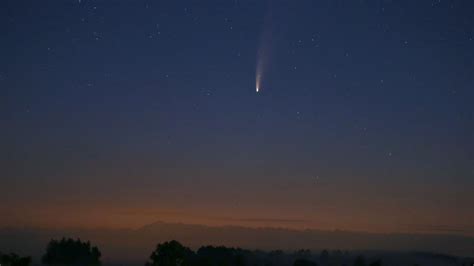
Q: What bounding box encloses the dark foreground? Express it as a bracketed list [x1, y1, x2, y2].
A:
[2, 238, 474, 266]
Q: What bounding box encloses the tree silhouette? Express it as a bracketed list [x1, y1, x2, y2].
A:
[353, 256, 366, 266]
[369, 259, 382, 266]
[41, 238, 101, 266]
[293, 258, 318, 266]
[266, 249, 285, 266]
[146, 240, 194, 266]
[139, 241, 450, 266]
[0, 252, 31, 266]
[196, 246, 249, 266]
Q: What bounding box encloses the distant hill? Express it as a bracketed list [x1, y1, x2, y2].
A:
[0, 221, 473, 264]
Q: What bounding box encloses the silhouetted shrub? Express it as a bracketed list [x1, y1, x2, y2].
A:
[42, 238, 101, 266]
[369, 259, 382, 266]
[293, 258, 318, 266]
[354, 255, 366, 266]
[0, 252, 31, 266]
[196, 246, 249, 266]
[146, 240, 194, 266]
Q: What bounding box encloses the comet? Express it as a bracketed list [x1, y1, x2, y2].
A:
[255, 49, 264, 93]
[255, 4, 272, 94]
[256, 73, 261, 92]
[255, 35, 267, 94]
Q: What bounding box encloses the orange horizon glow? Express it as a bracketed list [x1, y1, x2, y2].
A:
[2, 203, 473, 237]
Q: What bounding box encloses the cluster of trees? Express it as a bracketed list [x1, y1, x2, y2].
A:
[144, 240, 384, 266]
[146, 241, 250, 266]
[4, 238, 472, 266]
[1, 238, 384, 266]
[1, 238, 100, 266]
[0, 252, 31, 266]
[41, 238, 101, 266]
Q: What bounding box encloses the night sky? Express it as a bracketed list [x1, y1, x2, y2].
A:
[1, 0, 473, 235]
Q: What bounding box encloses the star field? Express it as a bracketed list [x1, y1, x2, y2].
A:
[1, 0, 473, 234]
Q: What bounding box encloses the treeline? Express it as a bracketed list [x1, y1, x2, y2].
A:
[1, 238, 99, 266]
[2, 238, 471, 266]
[144, 240, 382, 266]
[1, 238, 382, 266]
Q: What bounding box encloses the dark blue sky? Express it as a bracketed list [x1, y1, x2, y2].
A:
[1, 0, 473, 233]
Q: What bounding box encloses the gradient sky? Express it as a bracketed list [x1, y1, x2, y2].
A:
[1, 0, 473, 235]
